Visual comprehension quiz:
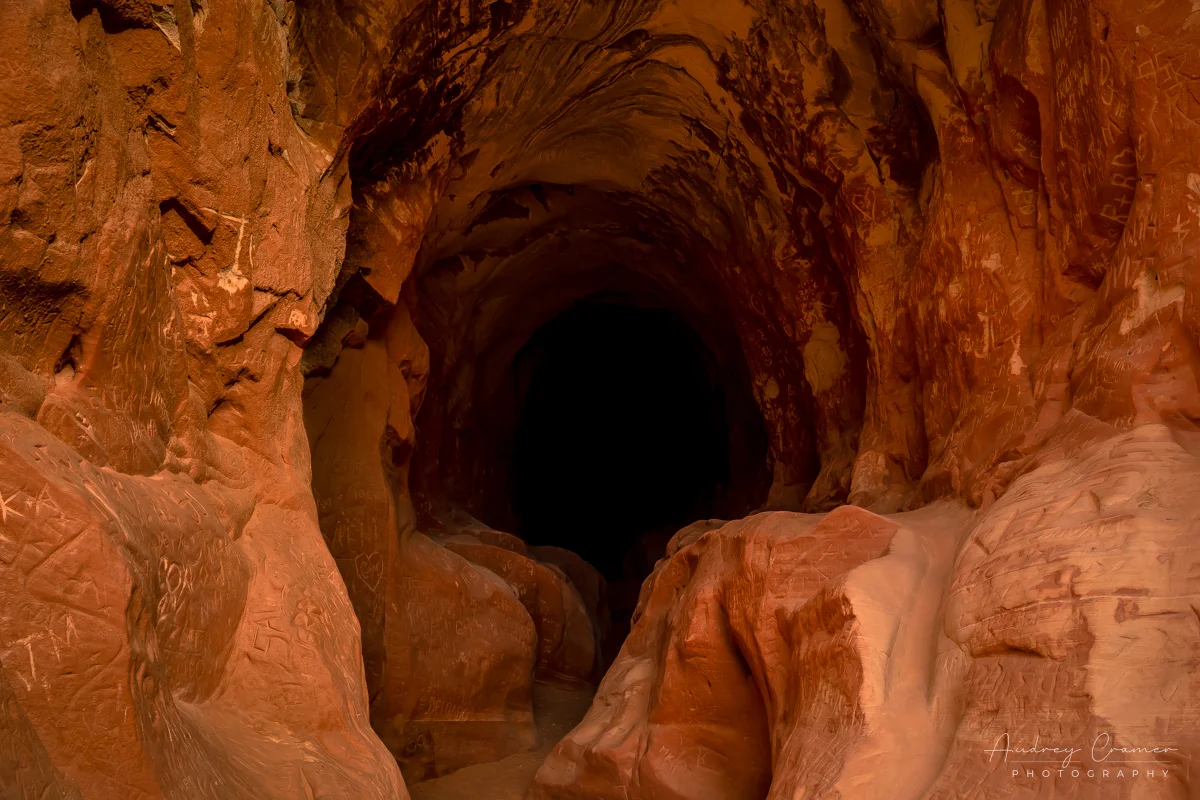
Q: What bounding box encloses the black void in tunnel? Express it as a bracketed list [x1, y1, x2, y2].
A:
[510, 299, 747, 588]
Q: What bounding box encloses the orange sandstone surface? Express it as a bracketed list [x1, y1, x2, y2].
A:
[1, 0, 1199, 797]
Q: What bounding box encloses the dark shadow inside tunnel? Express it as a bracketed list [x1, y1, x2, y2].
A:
[508, 296, 767, 641]
[512, 300, 726, 575]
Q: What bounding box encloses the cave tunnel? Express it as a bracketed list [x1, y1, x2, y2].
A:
[297, 1, 877, 783]
[16, 0, 1172, 793]
[508, 295, 768, 633]
[511, 298, 730, 579]
[405, 267, 776, 643]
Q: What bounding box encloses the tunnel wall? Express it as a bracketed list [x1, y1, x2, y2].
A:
[0, 0, 1199, 796]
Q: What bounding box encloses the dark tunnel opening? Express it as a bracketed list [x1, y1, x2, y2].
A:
[509, 297, 765, 641]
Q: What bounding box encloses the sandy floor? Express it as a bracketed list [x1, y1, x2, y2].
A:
[407, 682, 595, 800]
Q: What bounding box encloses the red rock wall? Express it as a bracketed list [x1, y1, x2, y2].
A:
[0, 0, 404, 796]
[2, 0, 1199, 796]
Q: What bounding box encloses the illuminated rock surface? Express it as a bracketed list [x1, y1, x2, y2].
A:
[1, 0, 1199, 797]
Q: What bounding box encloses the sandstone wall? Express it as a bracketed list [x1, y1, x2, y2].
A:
[1, 0, 1198, 797]
[0, 0, 401, 795]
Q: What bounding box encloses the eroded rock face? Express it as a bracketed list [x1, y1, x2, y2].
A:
[531, 505, 918, 800]
[1, 0, 402, 795]
[441, 536, 597, 685]
[302, 298, 606, 782]
[2, 0, 1200, 796]
[376, 531, 539, 782]
[534, 425, 1200, 798]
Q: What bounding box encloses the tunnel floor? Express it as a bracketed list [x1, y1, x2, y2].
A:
[408, 681, 595, 800]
